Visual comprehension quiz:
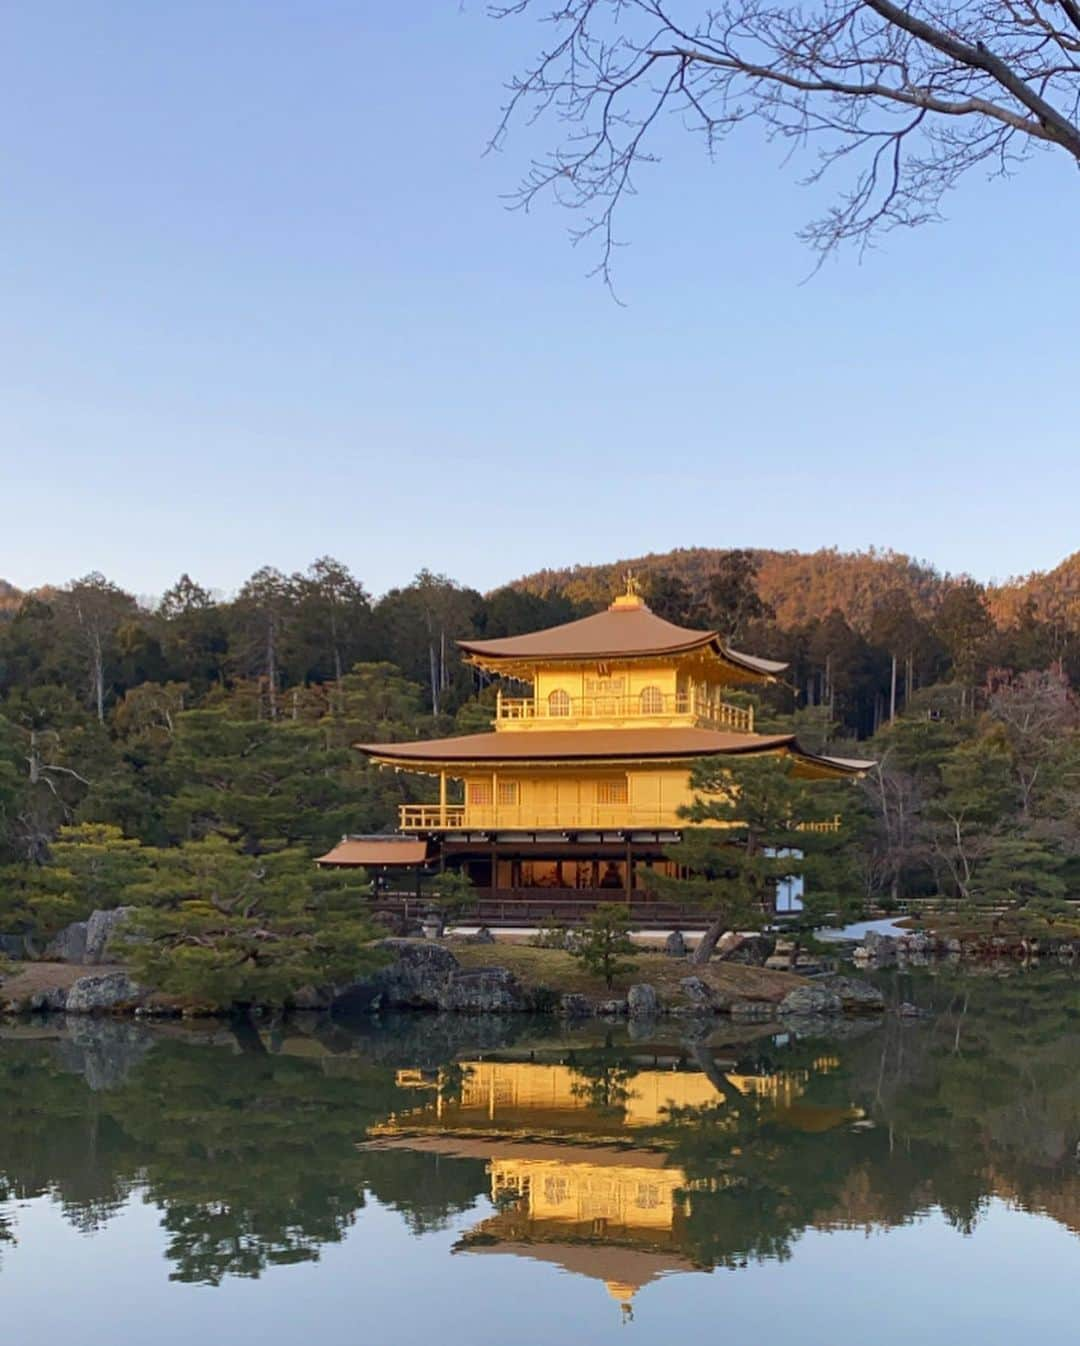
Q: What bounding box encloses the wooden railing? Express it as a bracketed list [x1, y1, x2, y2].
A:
[399, 804, 682, 831]
[794, 815, 843, 834]
[399, 804, 467, 830]
[399, 804, 842, 833]
[369, 891, 726, 929]
[496, 691, 753, 732]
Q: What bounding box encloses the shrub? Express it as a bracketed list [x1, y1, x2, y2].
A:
[568, 904, 638, 990]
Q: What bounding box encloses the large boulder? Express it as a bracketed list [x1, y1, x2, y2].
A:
[722, 934, 775, 966]
[29, 986, 71, 1012]
[678, 976, 724, 1013]
[664, 931, 688, 958]
[765, 939, 796, 970]
[0, 932, 38, 960]
[862, 930, 898, 964]
[778, 985, 842, 1016]
[331, 939, 459, 1013]
[437, 967, 526, 1013]
[65, 972, 144, 1014]
[558, 993, 593, 1018]
[821, 975, 885, 1013]
[627, 983, 659, 1018]
[44, 921, 89, 964]
[84, 907, 137, 965]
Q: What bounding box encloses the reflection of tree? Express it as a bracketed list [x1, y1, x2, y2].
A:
[356, 1149, 486, 1235]
[0, 1029, 485, 1285]
[567, 1051, 638, 1117]
[0, 1041, 138, 1237]
[6, 973, 1080, 1288]
[107, 1046, 410, 1284]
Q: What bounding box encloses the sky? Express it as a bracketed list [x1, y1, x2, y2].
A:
[2, 1, 1078, 602]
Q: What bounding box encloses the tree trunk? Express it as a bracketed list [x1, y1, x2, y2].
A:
[266, 618, 278, 720]
[889, 654, 897, 722]
[690, 916, 728, 965]
[91, 632, 105, 723]
[687, 1041, 745, 1105]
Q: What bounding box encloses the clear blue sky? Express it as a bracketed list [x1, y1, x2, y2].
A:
[2, 1, 1077, 602]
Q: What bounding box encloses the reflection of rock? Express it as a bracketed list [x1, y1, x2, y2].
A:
[54, 1019, 157, 1090]
[728, 999, 775, 1021]
[340, 1011, 536, 1066]
[627, 1014, 659, 1041]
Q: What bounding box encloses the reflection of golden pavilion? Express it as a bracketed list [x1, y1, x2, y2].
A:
[367, 1058, 859, 1309]
[386, 1059, 838, 1130]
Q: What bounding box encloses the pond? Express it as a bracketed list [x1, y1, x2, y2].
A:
[3, 967, 1080, 1345]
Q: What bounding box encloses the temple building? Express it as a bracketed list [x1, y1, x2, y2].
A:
[319, 577, 871, 925]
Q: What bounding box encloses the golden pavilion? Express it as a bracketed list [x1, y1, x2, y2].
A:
[319, 577, 870, 925]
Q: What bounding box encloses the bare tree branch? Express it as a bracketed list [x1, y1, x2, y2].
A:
[491, 0, 1080, 275]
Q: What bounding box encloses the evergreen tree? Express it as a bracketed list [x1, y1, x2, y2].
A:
[655, 756, 857, 964]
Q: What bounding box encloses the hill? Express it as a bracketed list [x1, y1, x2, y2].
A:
[988, 552, 1080, 629]
[0, 580, 22, 616]
[511, 547, 953, 632]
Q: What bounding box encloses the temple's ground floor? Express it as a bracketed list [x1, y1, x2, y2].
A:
[320, 829, 800, 930]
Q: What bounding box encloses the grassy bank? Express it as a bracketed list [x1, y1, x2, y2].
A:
[451, 942, 804, 1003]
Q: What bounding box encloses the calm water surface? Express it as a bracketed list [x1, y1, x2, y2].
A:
[3, 969, 1080, 1345]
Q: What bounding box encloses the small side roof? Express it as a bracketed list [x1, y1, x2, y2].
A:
[316, 836, 430, 867]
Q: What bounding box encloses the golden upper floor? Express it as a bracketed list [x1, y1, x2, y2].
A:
[458, 584, 784, 734]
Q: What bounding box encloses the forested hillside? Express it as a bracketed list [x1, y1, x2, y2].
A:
[513, 546, 949, 631]
[3, 547, 1080, 989]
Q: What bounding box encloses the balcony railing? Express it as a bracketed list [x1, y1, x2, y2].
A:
[496, 691, 753, 732]
[398, 804, 841, 833]
[794, 815, 843, 834]
[400, 804, 467, 830]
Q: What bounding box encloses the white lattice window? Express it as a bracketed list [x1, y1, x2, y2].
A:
[498, 781, 519, 806]
[639, 685, 664, 714]
[548, 688, 571, 716]
[596, 779, 628, 806]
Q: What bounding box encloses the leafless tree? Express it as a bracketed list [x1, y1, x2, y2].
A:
[862, 749, 926, 898]
[61, 573, 137, 724]
[987, 665, 1079, 817]
[234, 567, 293, 720]
[491, 0, 1080, 281]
